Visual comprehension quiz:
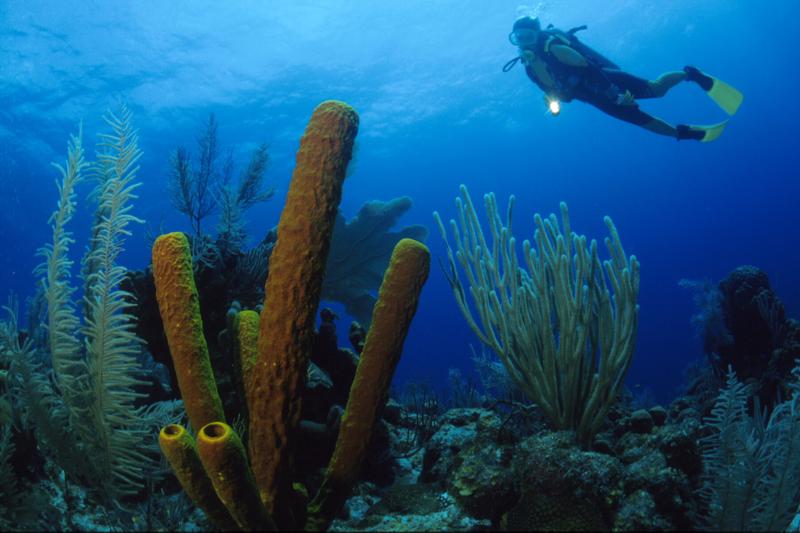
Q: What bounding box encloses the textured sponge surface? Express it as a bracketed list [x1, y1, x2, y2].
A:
[152, 232, 225, 432]
[248, 101, 359, 515]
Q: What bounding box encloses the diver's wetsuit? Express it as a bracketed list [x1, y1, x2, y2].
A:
[514, 21, 742, 142]
[523, 31, 659, 126]
[582, 70, 658, 126]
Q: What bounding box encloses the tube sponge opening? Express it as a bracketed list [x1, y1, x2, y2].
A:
[158, 424, 236, 530]
[197, 422, 275, 531]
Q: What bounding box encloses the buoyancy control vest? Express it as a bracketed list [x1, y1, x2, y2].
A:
[505, 25, 621, 103]
[548, 25, 619, 70]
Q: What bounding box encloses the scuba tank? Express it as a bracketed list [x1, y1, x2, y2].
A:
[547, 24, 620, 70]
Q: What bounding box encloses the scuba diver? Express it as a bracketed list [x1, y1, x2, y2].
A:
[504, 16, 744, 141]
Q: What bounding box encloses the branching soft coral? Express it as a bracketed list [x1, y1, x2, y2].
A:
[25, 106, 180, 504]
[435, 185, 640, 448]
[168, 113, 274, 252]
[699, 366, 800, 531]
[169, 114, 222, 239]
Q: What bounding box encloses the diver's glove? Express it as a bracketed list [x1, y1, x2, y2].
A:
[602, 85, 630, 105]
[614, 90, 636, 106]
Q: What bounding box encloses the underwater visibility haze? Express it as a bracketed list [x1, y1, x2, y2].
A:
[1, 0, 799, 530]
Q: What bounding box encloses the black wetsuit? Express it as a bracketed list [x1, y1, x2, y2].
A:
[524, 30, 657, 126]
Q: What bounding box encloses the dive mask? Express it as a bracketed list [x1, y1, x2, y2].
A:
[509, 28, 538, 47]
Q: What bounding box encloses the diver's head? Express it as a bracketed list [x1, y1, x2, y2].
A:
[509, 16, 541, 48]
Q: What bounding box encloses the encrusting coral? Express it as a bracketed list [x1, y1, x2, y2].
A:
[154, 100, 430, 530]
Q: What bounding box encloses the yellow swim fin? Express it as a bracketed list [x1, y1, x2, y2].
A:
[684, 66, 744, 115]
[696, 120, 729, 142]
[700, 120, 729, 142]
[708, 77, 744, 116]
[677, 120, 729, 142]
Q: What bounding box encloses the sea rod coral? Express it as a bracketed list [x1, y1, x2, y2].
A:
[435, 185, 640, 448]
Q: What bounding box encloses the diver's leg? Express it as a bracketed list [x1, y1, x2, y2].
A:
[648, 71, 688, 97]
[638, 116, 709, 140]
[640, 117, 678, 137]
[602, 70, 654, 99]
[684, 66, 713, 90]
[589, 97, 681, 138]
[604, 69, 688, 99]
[637, 117, 709, 140]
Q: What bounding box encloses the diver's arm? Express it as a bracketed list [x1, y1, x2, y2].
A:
[520, 49, 535, 66]
[549, 44, 589, 67]
[548, 42, 626, 103]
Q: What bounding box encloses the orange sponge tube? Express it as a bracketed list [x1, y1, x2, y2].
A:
[235, 309, 259, 413]
[158, 424, 236, 531]
[196, 422, 275, 531]
[306, 238, 430, 530]
[247, 100, 358, 518]
[152, 232, 224, 432]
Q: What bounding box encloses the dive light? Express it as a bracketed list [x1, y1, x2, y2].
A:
[547, 98, 561, 116]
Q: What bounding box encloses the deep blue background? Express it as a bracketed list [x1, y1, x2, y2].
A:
[1, 1, 798, 404]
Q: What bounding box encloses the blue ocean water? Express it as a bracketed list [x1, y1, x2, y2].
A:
[1, 0, 798, 406]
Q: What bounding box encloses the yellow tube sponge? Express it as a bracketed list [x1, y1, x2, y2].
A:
[248, 100, 358, 518]
[306, 238, 430, 530]
[196, 422, 276, 531]
[235, 309, 260, 412]
[152, 232, 224, 432]
[158, 424, 236, 531]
